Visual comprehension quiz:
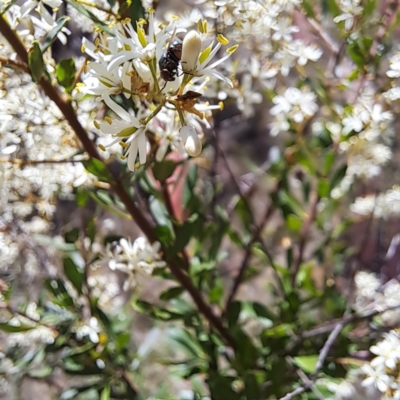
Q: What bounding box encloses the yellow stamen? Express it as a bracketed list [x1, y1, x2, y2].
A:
[105, 116, 112, 125]
[94, 121, 100, 129]
[217, 34, 229, 45]
[226, 44, 239, 54]
[98, 144, 106, 151]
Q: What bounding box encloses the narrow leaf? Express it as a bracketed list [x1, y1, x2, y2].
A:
[28, 41, 44, 83]
[42, 16, 70, 52]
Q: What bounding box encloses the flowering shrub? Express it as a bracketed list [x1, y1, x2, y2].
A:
[2, 0, 400, 399]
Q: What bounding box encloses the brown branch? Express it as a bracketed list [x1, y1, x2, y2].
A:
[0, 56, 28, 71]
[0, 15, 235, 349]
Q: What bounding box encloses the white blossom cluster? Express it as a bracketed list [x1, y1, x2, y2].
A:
[328, 89, 393, 198]
[79, 10, 237, 170]
[354, 272, 400, 325]
[333, 0, 363, 31]
[351, 272, 400, 398]
[269, 86, 318, 135]
[95, 237, 166, 291]
[361, 330, 400, 399]
[351, 187, 400, 219]
[181, 0, 322, 118]
[0, 29, 99, 274]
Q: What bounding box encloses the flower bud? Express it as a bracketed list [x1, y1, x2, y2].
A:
[181, 30, 202, 73]
[181, 125, 202, 157]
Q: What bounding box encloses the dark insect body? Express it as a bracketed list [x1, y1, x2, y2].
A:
[159, 38, 182, 89]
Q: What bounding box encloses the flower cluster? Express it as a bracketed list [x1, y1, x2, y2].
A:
[0, 31, 98, 275]
[362, 330, 400, 398]
[328, 89, 393, 198]
[354, 271, 400, 325]
[269, 86, 318, 136]
[351, 187, 400, 219]
[81, 12, 237, 170]
[103, 237, 166, 290]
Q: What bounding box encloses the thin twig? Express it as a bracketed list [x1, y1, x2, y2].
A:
[0, 16, 235, 349]
[279, 315, 346, 400]
[224, 203, 274, 310]
[291, 193, 320, 286]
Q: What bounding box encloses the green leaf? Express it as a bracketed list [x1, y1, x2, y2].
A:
[326, 0, 341, 17]
[42, 16, 70, 52]
[128, 0, 145, 24]
[28, 41, 44, 83]
[89, 191, 130, 219]
[152, 160, 177, 182]
[65, 0, 115, 34]
[100, 386, 110, 400]
[363, 0, 376, 18]
[302, 0, 316, 18]
[63, 258, 83, 294]
[116, 332, 130, 351]
[1, 0, 18, 15]
[82, 158, 112, 182]
[251, 302, 277, 321]
[227, 301, 241, 328]
[190, 261, 215, 276]
[0, 322, 35, 333]
[347, 40, 365, 68]
[183, 164, 198, 207]
[56, 58, 76, 93]
[172, 214, 201, 253]
[317, 178, 330, 198]
[286, 214, 302, 232]
[330, 164, 347, 190]
[28, 366, 53, 378]
[293, 355, 318, 373]
[160, 286, 184, 301]
[76, 187, 89, 207]
[323, 150, 335, 175]
[168, 327, 203, 358]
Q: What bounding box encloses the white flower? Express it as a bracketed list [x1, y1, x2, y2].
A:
[75, 317, 100, 344]
[180, 125, 202, 157]
[30, 5, 70, 44]
[361, 363, 393, 393]
[99, 94, 148, 171]
[20, 0, 62, 18]
[81, 61, 132, 97]
[117, 237, 166, 277]
[150, 110, 186, 162]
[370, 331, 400, 370]
[288, 40, 323, 66]
[333, 0, 363, 30]
[270, 87, 318, 123]
[270, 18, 299, 42]
[383, 87, 400, 102]
[181, 30, 202, 72]
[181, 33, 236, 87]
[387, 53, 400, 78]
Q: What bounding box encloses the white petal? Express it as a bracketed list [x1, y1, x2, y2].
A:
[102, 93, 135, 123]
[138, 131, 147, 164]
[127, 140, 138, 171]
